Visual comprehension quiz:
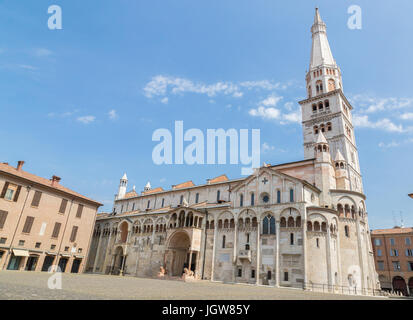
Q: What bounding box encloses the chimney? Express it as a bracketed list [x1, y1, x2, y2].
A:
[17, 161, 25, 171]
[51, 175, 61, 186]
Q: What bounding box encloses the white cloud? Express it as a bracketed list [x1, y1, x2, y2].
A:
[400, 112, 413, 120]
[77, 115, 96, 124]
[282, 109, 302, 124]
[262, 142, 275, 153]
[160, 97, 169, 104]
[353, 114, 404, 133]
[378, 138, 413, 148]
[108, 109, 118, 120]
[33, 48, 53, 57]
[350, 95, 413, 114]
[18, 64, 37, 71]
[260, 94, 283, 107]
[249, 106, 280, 120]
[143, 75, 243, 99]
[143, 75, 289, 100]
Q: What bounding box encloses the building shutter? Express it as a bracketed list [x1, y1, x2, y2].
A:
[22, 216, 35, 234]
[0, 182, 9, 198]
[59, 199, 68, 214]
[52, 222, 61, 238]
[70, 226, 78, 242]
[31, 191, 42, 207]
[76, 204, 83, 218]
[13, 186, 21, 202]
[0, 210, 8, 229]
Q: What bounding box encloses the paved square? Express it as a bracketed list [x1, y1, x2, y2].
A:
[0, 271, 392, 300]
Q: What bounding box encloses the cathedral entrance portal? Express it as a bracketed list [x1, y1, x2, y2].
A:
[166, 231, 193, 276]
[113, 246, 126, 275]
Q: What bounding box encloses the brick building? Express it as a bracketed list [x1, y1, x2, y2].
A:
[371, 227, 413, 296]
[0, 161, 102, 273]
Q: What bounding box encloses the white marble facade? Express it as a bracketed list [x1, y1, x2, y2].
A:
[86, 9, 379, 295]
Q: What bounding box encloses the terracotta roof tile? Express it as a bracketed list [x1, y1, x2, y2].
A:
[0, 162, 102, 206]
[208, 174, 229, 184]
[124, 190, 138, 198]
[172, 181, 194, 190]
[142, 187, 164, 195]
[371, 227, 413, 235]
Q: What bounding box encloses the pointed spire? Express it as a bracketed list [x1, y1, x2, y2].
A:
[121, 173, 127, 180]
[316, 131, 328, 144]
[314, 7, 322, 23]
[334, 150, 345, 162]
[310, 8, 336, 69]
[144, 181, 151, 191]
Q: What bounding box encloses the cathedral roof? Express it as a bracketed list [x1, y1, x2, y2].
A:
[142, 187, 164, 195]
[124, 190, 138, 199]
[172, 181, 195, 190]
[207, 174, 229, 184]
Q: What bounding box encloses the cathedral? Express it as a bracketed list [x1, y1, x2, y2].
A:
[86, 9, 379, 294]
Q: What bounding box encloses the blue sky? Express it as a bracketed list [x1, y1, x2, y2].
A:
[0, 0, 412, 229]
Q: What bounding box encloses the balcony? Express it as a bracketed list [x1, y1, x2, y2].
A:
[238, 249, 252, 262]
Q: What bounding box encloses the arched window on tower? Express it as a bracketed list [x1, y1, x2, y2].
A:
[318, 101, 324, 111]
[320, 124, 325, 133]
[312, 104, 317, 113]
[314, 126, 319, 134]
[328, 79, 336, 92]
[327, 122, 332, 131]
[324, 100, 330, 110]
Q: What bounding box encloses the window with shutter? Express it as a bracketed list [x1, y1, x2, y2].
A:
[76, 204, 83, 218]
[59, 199, 68, 214]
[22, 216, 35, 234]
[70, 226, 78, 242]
[0, 210, 8, 229]
[13, 186, 21, 202]
[52, 222, 61, 238]
[31, 191, 42, 207]
[0, 182, 9, 198]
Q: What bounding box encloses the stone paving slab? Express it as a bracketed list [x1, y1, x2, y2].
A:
[0, 271, 389, 300]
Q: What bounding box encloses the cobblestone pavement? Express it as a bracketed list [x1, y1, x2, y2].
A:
[0, 271, 389, 300]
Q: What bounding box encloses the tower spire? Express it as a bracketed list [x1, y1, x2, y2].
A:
[310, 8, 336, 70]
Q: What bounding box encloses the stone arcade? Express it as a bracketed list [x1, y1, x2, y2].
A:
[86, 9, 379, 295]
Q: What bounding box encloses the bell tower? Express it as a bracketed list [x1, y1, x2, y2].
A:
[299, 8, 363, 193]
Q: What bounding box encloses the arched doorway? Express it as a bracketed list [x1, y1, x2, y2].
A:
[113, 246, 125, 275]
[166, 231, 191, 276]
[408, 277, 413, 296]
[392, 276, 408, 296]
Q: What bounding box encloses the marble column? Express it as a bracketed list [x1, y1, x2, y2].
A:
[256, 219, 261, 285]
[211, 219, 218, 281]
[275, 220, 280, 287]
[93, 229, 103, 272]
